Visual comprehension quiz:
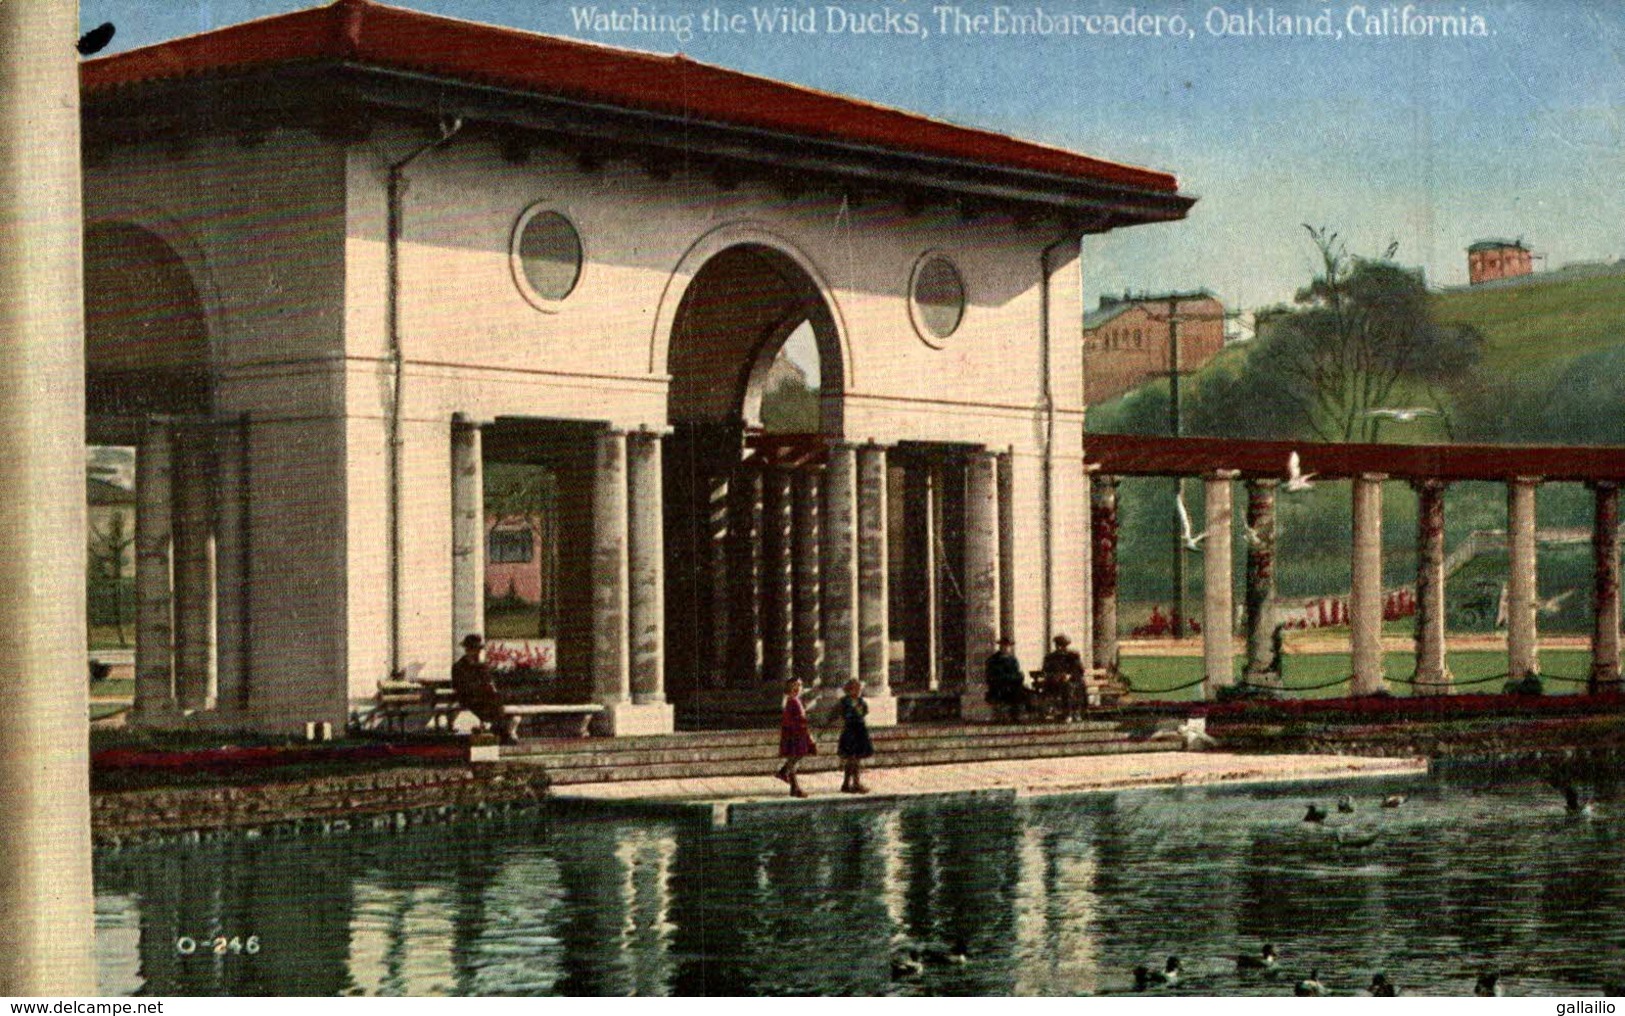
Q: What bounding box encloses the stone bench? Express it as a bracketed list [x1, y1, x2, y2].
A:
[506, 703, 604, 739]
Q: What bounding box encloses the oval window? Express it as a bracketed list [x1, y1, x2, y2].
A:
[512, 208, 583, 307]
[911, 254, 965, 343]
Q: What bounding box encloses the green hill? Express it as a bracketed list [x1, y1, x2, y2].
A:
[1430, 268, 1625, 371]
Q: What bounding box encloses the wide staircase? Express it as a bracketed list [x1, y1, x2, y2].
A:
[498, 718, 1185, 785]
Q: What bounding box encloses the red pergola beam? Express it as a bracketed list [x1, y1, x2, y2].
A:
[1084, 433, 1625, 483]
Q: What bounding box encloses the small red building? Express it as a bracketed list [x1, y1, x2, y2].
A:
[1082, 291, 1224, 405]
[1467, 239, 1533, 285]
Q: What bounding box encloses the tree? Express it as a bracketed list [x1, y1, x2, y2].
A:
[87, 510, 134, 647]
[1255, 226, 1483, 442]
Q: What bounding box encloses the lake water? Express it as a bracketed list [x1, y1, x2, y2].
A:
[94, 772, 1625, 996]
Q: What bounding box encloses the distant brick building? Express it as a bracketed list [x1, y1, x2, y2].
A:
[1468, 239, 1533, 285]
[1082, 291, 1224, 404]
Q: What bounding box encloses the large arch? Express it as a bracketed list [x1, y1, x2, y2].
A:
[661, 238, 848, 717]
[654, 224, 849, 436]
[84, 220, 212, 418]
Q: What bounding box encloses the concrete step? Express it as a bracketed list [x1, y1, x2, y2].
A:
[519, 737, 1186, 785]
[511, 726, 1140, 770]
[500, 719, 1133, 758]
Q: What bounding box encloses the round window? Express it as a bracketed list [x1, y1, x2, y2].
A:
[910, 254, 965, 343]
[512, 208, 583, 307]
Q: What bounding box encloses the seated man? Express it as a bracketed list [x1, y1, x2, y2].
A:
[1041, 634, 1087, 721]
[984, 635, 1027, 723]
[451, 633, 518, 744]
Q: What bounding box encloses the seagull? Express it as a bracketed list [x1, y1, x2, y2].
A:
[1176, 490, 1207, 551]
[1538, 588, 1577, 615]
[1295, 969, 1327, 996]
[1244, 523, 1264, 548]
[1474, 971, 1503, 996]
[1382, 794, 1408, 809]
[1285, 451, 1316, 492]
[1365, 407, 1439, 423]
[1337, 795, 1356, 814]
[77, 22, 116, 56]
[1368, 973, 1398, 996]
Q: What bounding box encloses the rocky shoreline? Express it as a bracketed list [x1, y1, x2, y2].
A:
[92, 762, 552, 848]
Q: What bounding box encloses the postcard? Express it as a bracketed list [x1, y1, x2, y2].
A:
[3, 0, 1622, 999]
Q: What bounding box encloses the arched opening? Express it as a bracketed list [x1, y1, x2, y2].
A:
[667, 243, 842, 435]
[662, 243, 844, 720]
[83, 222, 220, 725]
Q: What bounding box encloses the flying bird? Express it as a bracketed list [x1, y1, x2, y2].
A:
[1365, 407, 1439, 423]
[77, 22, 116, 56]
[1176, 490, 1207, 551]
[1285, 451, 1316, 492]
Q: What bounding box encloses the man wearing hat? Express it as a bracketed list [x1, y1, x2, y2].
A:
[984, 635, 1026, 723]
[452, 633, 517, 744]
[1041, 634, 1088, 721]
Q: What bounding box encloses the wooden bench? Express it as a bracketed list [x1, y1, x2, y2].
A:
[505, 703, 604, 739]
[371, 667, 460, 733]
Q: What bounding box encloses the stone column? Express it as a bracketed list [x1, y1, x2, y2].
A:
[591, 430, 631, 725]
[213, 415, 251, 718]
[621, 428, 673, 734]
[172, 425, 217, 713]
[997, 449, 1016, 643]
[1507, 476, 1541, 680]
[792, 468, 822, 684]
[760, 464, 794, 686]
[726, 459, 762, 686]
[1202, 471, 1238, 698]
[1243, 479, 1280, 686]
[1413, 479, 1452, 694]
[450, 416, 485, 648]
[962, 449, 1000, 721]
[821, 442, 859, 695]
[134, 417, 176, 723]
[1350, 473, 1387, 696]
[902, 464, 938, 690]
[707, 472, 730, 688]
[856, 443, 896, 725]
[0, 0, 95, 989]
[1091, 475, 1121, 678]
[1590, 481, 1621, 694]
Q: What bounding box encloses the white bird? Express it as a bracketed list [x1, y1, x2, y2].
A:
[1366, 407, 1439, 423]
[1285, 451, 1316, 492]
[1538, 588, 1577, 615]
[1176, 490, 1207, 551]
[1244, 523, 1263, 548]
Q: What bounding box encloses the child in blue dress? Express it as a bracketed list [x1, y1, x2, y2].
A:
[833, 678, 874, 793]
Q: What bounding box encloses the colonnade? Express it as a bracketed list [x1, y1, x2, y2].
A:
[1086, 465, 1625, 697]
[664, 434, 1018, 725]
[129, 415, 246, 724]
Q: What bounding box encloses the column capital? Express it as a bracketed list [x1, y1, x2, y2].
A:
[1587, 479, 1621, 492]
[1083, 461, 1103, 474]
[1245, 476, 1279, 490]
[1206, 468, 1241, 481]
[1410, 477, 1450, 493]
[1357, 472, 1389, 483]
[451, 412, 493, 428]
[1511, 475, 1544, 487]
[630, 423, 675, 439]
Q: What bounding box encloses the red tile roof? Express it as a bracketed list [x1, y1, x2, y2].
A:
[82, 0, 1181, 197]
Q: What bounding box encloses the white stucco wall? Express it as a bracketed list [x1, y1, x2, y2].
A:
[94, 116, 1099, 728]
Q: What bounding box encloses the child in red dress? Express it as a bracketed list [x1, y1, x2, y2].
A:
[776, 678, 815, 798]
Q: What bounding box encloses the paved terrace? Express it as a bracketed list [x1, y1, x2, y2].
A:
[544, 751, 1426, 825]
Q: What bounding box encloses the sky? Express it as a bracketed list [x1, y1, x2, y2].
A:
[83, 0, 1625, 315]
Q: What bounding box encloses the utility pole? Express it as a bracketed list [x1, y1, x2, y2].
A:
[1168, 295, 1187, 638]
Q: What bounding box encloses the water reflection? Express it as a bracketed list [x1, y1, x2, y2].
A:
[95, 776, 1625, 995]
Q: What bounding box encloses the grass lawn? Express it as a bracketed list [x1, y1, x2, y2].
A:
[90, 703, 128, 722]
[88, 624, 134, 651]
[1119, 649, 1593, 701]
[90, 678, 134, 700]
